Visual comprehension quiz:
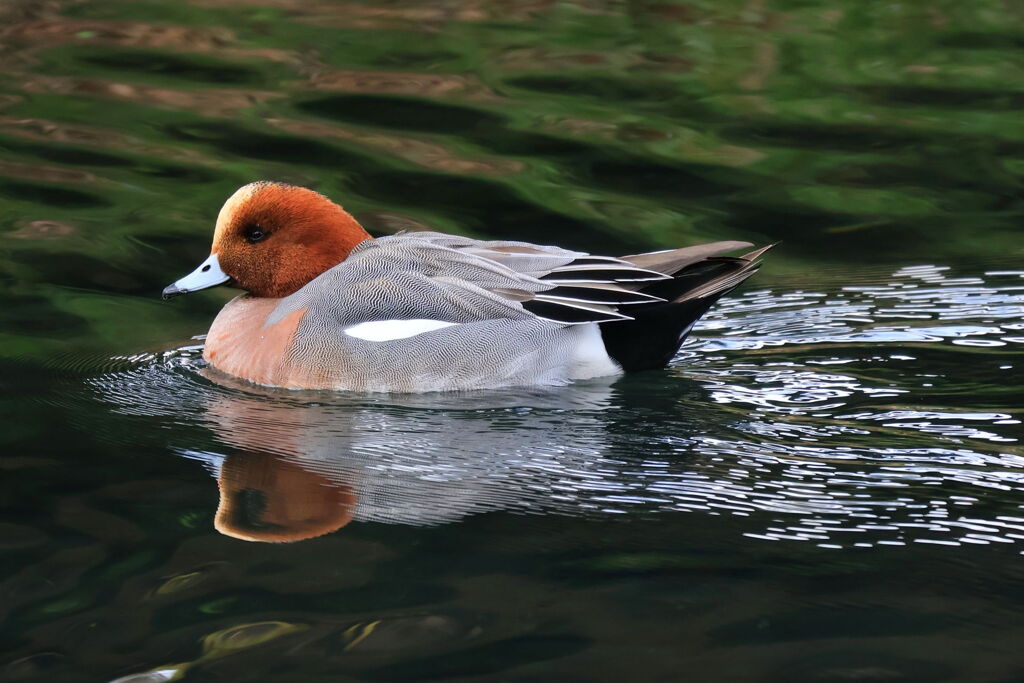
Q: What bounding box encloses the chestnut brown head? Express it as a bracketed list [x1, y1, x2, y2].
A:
[163, 182, 372, 299]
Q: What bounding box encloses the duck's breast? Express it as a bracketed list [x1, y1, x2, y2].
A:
[204, 296, 312, 388]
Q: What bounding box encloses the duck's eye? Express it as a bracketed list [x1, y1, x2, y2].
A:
[245, 226, 267, 243]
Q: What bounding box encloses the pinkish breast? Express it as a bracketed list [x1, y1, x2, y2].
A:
[203, 296, 310, 388]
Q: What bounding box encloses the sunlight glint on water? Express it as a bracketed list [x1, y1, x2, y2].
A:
[79, 264, 1024, 550]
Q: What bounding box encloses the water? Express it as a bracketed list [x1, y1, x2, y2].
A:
[2, 0, 1024, 680]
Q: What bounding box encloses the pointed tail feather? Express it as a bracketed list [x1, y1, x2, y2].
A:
[620, 240, 754, 275]
[600, 243, 773, 371]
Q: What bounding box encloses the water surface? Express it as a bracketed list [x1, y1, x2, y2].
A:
[2, 0, 1024, 681]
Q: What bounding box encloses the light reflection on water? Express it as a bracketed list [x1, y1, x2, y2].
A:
[86, 264, 1024, 548]
[4, 0, 1024, 679]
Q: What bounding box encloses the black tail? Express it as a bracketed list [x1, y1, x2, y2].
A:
[599, 245, 771, 371]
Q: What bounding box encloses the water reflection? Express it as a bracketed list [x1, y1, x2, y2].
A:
[87, 265, 1024, 548]
[186, 381, 617, 542]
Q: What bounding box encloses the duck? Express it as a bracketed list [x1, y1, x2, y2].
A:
[162, 181, 770, 392]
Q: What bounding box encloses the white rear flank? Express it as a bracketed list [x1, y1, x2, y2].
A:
[568, 323, 622, 379]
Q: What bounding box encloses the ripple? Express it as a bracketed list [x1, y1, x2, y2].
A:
[74, 265, 1024, 548]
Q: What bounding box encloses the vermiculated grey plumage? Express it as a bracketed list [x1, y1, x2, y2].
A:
[241, 232, 771, 391]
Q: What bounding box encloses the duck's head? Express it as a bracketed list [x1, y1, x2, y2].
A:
[163, 182, 372, 299]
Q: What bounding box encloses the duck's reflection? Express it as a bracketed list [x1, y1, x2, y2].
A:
[185, 373, 620, 542]
[91, 339, 1024, 549]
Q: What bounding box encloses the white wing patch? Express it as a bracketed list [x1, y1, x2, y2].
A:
[344, 319, 459, 342]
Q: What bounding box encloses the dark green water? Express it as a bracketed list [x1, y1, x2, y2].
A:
[2, 0, 1024, 680]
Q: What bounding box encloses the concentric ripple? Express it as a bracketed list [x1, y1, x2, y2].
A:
[81, 265, 1024, 547]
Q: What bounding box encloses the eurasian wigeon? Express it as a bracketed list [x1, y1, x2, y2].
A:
[163, 181, 770, 392]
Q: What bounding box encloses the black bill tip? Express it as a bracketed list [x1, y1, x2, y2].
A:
[162, 284, 184, 300]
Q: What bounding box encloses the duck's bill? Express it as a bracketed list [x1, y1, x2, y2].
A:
[162, 253, 230, 300]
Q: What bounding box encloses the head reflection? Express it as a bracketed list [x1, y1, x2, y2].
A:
[215, 452, 356, 542]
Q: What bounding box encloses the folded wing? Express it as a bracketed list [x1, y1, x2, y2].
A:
[281, 232, 767, 330]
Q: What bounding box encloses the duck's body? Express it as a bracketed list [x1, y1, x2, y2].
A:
[164, 183, 769, 393]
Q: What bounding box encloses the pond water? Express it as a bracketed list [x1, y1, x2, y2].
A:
[2, 0, 1024, 681]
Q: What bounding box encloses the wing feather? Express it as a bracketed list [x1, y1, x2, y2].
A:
[295, 233, 765, 330]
